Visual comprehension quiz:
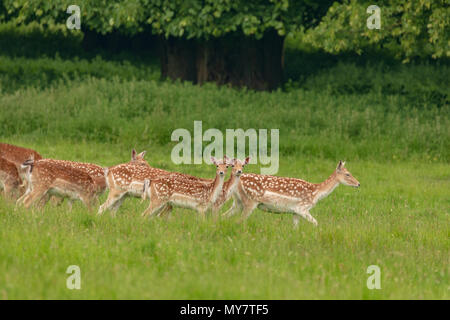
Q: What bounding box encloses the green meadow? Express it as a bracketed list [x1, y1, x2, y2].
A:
[0, 24, 448, 299]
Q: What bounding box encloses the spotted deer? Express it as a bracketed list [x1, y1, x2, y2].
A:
[141, 157, 228, 219]
[211, 156, 250, 216]
[98, 149, 210, 215]
[98, 149, 167, 215]
[43, 159, 107, 196]
[0, 143, 43, 192]
[18, 158, 97, 210]
[0, 155, 21, 200]
[0, 143, 43, 168]
[15, 157, 106, 209]
[144, 156, 241, 219]
[224, 161, 360, 226]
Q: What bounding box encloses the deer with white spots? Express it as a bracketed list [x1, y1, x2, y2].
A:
[211, 156, 250, 216]
[141, 157, 228, 219]
[16, 157, 107, 209]
[146, 156, 248, 219]
[0, 155, 22, 200]
[224, 161, 360, 226]
[98, 149, 212, 215]
[0, 143, 43, 193]
[0, 143, 43, 169]
[98, 149, 168, 215]
[18, 158, 97, 210]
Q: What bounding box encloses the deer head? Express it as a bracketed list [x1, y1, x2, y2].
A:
[131, 149, 147, 164]
[226, 156, 250, 177]
[335, 161, 360, 187]
[211, 156, 228, 177]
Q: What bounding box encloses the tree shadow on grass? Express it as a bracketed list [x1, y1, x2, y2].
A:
[0, 24, 162, 93]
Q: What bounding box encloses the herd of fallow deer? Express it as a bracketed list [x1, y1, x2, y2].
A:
[0, 142, 360, 226]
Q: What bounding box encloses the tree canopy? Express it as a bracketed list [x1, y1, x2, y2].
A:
[1, 0, 333, 38]
[303, 0, 449, 61]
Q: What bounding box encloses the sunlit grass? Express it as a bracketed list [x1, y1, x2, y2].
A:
[0, 150, 448, 299]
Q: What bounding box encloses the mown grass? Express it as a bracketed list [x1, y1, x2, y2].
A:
[0, 24, 448, 299]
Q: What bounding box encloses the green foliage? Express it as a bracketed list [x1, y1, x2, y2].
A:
[1, 0, 334, 38]
[303, 0, 450, 61]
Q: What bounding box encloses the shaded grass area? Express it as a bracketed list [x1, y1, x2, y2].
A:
[0, 22, 160, 93]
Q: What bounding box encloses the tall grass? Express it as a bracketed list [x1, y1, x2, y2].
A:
[0, 77, 448, 162]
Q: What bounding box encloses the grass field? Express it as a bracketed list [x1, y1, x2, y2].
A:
[0, 25, 448, 299]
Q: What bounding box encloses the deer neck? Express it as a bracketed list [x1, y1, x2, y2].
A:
[209, 173, 225, 204]
[219, 173, 240, 205]
[314, 171, 340, 204]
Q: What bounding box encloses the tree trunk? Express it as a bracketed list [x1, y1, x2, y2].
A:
[159, 30, 284, 91]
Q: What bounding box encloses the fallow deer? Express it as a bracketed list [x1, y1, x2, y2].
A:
[18, 159, 97, 210]
[141, 157, 228, 219]
[98, 149, 167, 215]
[145, 156, 243, 219]
[0, 143, 43, 193]
[0, 143, 43, 167]
[98, 149, 210, 215]
[224, 161, 360, 226]
[211, 156, 250, 216]
[42, 159, 107, 196]
[0, 155, 21, 200]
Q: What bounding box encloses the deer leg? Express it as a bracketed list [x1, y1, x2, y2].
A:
[294, 207, 318, 226]
[157, 204, 172, 218]
[3, 183, 16, 201]
[141, 199, 166, 219]
[197, 208, 208, 221]
[223, 195, 243, 218]
[239, 200, 258, 223]
[23, 187, 48, 209]
[37, 193, 51, 209]
[48, 196, 64, 207]
[67, 199, 73, 211]
[110, 195, 126, 215]
[16, 185, 32, 207]
[98, 189, 125, 215]
[81, 195, 95, 212]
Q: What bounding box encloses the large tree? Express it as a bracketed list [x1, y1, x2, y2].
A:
[1, 0, 334, 90]
[303, 0, 449, 62]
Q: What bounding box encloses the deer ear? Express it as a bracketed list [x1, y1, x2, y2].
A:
[223, 155, 230, 164]
[131, 149, 137, 160]
[138, 151, 147, 159]
[244, 157, 250, 165]
[211, 157, 217, 165]
[337, 160, 344, 170]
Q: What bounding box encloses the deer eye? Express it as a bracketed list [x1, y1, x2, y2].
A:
[232, 165, 235, 168]
[346, 173, 350, 177]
